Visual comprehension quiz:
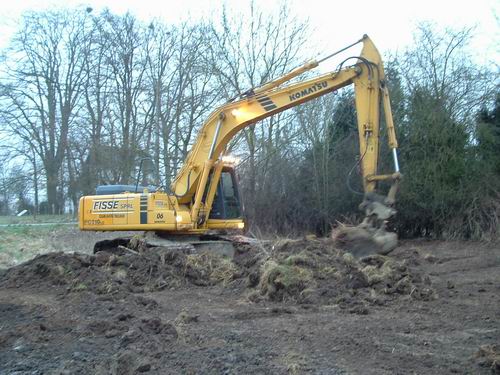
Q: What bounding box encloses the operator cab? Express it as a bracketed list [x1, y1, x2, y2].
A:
[207, 168, 243, 220]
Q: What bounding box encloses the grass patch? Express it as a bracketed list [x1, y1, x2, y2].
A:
[0, 214, 75, 225]
[259, 260, 314, 301]
[284, 252, 316, 267]
[184, 252, 238, 286]
[72, 282, 88, 292]
[0, 224, 75, 268]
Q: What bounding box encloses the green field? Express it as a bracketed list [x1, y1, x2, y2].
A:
[0, 215, 77, 268]
[0, 224, 76, 268]
[0, 214, 76, 225]
[0, 222, 133, 269]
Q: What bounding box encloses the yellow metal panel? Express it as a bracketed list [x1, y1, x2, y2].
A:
[79, 192, 189, 231]
[354, 67, 380, 192]
[206, 219, 245, 230]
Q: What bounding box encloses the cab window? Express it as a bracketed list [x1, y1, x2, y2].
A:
[208, 170, 241, 219]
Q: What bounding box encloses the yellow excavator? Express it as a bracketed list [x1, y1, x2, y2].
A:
[79, 35, 401, 257]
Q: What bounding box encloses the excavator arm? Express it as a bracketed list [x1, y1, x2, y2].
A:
[171, 35, 401, 226]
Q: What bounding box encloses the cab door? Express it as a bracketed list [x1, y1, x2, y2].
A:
[209, 169, 242, 220]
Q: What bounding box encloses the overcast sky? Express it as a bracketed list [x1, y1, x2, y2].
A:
[0, 0, 498, 68]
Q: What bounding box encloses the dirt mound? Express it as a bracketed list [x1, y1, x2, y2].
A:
[249, 238, 435, 310]
[0, 244, 244, 296]
[0, 237, 434, 313]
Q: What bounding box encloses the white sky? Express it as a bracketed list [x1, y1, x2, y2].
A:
[0, 0, 498, 68]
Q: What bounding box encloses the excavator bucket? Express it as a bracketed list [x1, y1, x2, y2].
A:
[333, 224, 398, 258]
[333, 188, 399, 258]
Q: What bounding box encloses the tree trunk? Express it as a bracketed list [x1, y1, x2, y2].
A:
[33, 156, 39, 218]
[46, 172, 59, 215]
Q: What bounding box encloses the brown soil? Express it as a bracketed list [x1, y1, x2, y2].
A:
[0, 238, 498, 374]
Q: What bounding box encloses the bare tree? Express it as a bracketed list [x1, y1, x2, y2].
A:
[207, 2, 310, 221]
[400, 23, 494, 126]
[75, 10, 115, 193]
[0, 9, 89, 213]
[97, 11, 150, 184]
[143, 21, 176, 185]
[143, 22, 219, 186]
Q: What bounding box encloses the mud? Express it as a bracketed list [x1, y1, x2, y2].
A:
[0, 238, 498, 374]
[0, 242, 244, 296]
[253, 238, 434, 310]
[0, 237, 431, 311]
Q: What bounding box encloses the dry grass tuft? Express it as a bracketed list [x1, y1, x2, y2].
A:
[474, 344, 500, 373]
[258, 259, 315, 302]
